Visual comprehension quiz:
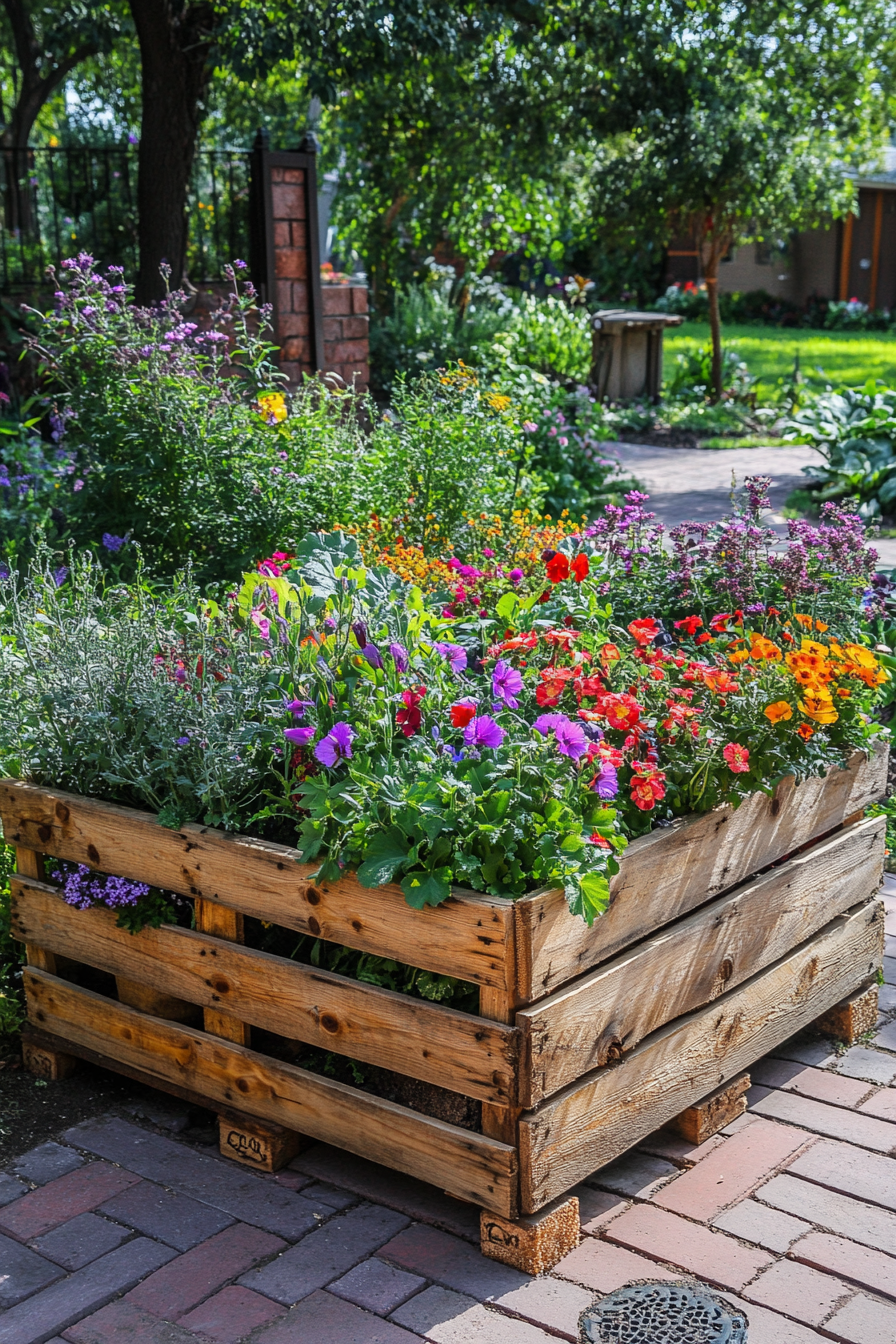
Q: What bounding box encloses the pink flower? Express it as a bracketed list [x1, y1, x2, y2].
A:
[284, 726, 315, 746]
[314, 722, 355, 767]
[723, 742, 750, 773]
[463, 715, 505, 750]
[523, 421, 537, 432]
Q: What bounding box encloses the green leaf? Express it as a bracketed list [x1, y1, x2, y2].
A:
[401, 867, 453, 908]
[356, 828, 410, 887]
[495, 592, 519, 622]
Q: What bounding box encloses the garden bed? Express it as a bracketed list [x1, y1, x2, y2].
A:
[1, 744, 886, 1235]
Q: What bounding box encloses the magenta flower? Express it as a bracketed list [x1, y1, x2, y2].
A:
[286, 699, 314, 719]
[510, 568, 524, 585]
[492, 659, 523, 708]
[284, 726, 315, 746]
[534, 713, 566, 736]
[554, 719, 588, 759]
[463, 715, 505, 750]
[435, 642, 468, 673]
[591, 761, 619, 799]
[250, 609, 270, 640]
[314, 722, 355, 767]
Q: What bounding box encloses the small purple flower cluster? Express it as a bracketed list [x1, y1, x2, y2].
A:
[52, 862, 149, 910]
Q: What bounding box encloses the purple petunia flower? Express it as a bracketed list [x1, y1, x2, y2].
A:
[389, 642, 409, 671]
[591, 761, 619, 799]
[284, 725, 315, 746]
[175, 735, 190, 746]
[361, 643, 384, 670]
[102, 533, 125, 552]
[492, 659, 523, 708]
[463, 715, 505, 750]
[435, 642, 468, 673]
[534, 713, 566, 736]
[314, 721, 355, 767]
[554, 719, 588, 759]
[286, 698, 314, 719]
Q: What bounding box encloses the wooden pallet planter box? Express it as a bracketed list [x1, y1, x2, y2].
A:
[0, 743, 887, 1265]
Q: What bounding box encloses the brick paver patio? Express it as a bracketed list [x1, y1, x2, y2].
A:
[1, 879, 895, 1342]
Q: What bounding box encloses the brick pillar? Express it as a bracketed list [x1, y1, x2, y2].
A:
[249, 130, 324, 386]
[321, 284, 370, 391]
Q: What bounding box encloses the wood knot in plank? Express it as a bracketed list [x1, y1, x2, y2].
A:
[38, 824, 52, 843]
[307, 916, 321, 936]
[86, 843, 100, 865]
[54, 802, 69, 824]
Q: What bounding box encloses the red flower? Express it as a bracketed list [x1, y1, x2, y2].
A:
[587, 832, 612, 849]
[450, 699, 477, 728]
[396, 686, 426, 737]
[630, 761, 666, 811]
[722, 742, 750, 773]
[695, 633, 712, 645]
[546, 553, 570, 583]
[600, 692, 642, 730]
[673, 615, 702, 636]
[571, 553, 590, 583]
[544, 628, 580, 649]
[628, 618, 660, 645]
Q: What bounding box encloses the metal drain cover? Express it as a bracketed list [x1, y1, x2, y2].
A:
[580, 1282, 748, 1342]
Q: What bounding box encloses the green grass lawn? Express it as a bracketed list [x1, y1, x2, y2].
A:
[664, 322, 896, 395]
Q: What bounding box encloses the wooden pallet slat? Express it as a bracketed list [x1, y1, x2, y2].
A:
[518, 899, 884, 1212]
[10, 878, 520, 1106]
[23, 967, 519, 1216]
[516, 743, 887, 999]
[0, 780, 515, 991]
[518, 816, 885, 1104]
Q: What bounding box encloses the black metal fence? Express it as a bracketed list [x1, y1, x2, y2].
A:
[0, 145, 251, 292]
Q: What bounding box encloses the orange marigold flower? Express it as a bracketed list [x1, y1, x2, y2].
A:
[749, 634, 782, 662]
[797, 722, 814, 740]
[764, 701, 793, 724]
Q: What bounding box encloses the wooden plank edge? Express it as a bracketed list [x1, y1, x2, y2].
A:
[22, 967, 518, 1216]
[11, 877, 520, 1107]
[517, 816, 885, 1104]
[517, 898, 883, 1212]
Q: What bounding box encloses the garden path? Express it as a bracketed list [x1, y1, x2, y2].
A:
[608, 440, 896, 569]
[0, 882, 895, 1343]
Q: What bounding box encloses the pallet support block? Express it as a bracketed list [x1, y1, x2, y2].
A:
[217, 1112, 307, 1172]
[22, 1036, 78, 1081]
[481, 1195, 579, 1275]
[666, 1073, 751, 1145]
[815, 980, 879, 1043]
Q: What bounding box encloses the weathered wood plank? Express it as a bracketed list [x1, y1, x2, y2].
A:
[518, 899, 884, 1212]
[14, 845, 56, 974]
[23, 968, 518, 1216]
[0, 780, 513, 991]
[517, 744, 888, 1000]
[518, 816, 885, 1104]
[194, 899, 251, 1047]
[10, 878, 519, 1105]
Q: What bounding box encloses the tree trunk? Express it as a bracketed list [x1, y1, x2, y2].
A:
[130, 1, 214, 303]
[703, 245, 722, 404]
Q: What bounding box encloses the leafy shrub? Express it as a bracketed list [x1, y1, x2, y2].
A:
[655, 281, 709, 321]
[786, 382, 896, 518]
[521, 387, 640, 518]
[368, 264, 515, 391]
[824, 299, 892, 332]
[665, 345, 756, 406]
[493, 294, 591, 382]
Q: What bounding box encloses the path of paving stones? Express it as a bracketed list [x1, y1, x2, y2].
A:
[608, 440, 896, 569]
[1, 880, 895, 1344]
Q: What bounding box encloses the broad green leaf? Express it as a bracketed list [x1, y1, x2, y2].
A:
[356, 828, 409, 887]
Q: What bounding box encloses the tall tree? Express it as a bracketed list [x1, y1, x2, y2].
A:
[0, 0, 120, 230]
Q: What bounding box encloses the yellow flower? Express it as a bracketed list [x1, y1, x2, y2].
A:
[798, 690, 838, 725]
[257, 392, 287, 423]
[764, 701, 793, 724]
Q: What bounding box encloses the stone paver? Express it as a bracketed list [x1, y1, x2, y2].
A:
[0, 1173, 28, 1208]
[377, 1222, 529, 1300]
[651, 1118, 809, 1220]
[824, 1291, 896, 1343]
[12, 1143, 85, 1186]
[586, 1151, 678, 1199]
[860, 1089, 896, 1121]
[0, 1238, 176, 1344]
[603, 1204, 774, 1290]
[786, 1138, 896, 1210]
[391, 1285, 557, 1343]
[711, 1197, 812, 1252]
[758, 1174, 896, 1254]
[0, 1163, 141, 1242]
[743, 1258, 855, 1325]
[574, 1186, 629, 1234]
[253, 1289, 421, 1342]
[238, 1202, 409, 1305]
[64, 1118, 329, 1240]
[126, 1222, 286, 1320]
[834, 1047, 896, 1087]
[874, 1020, 896, 1053]
[99, 1180, 235, 1251]
[329, 1257, 427, 1315]
[30, 1212, 133, 1270]
[0, 1230, 64, 1307]
[490, 1276, 594, 1339]
[792, 1231, 896, 1300]
[554, 1237, 680, 1293]
[62, 1301, 201, 1344]
[751, 1059, 875, 1107]
[746, 1088, 896, 1151]
[178, 1286, 286, 1342]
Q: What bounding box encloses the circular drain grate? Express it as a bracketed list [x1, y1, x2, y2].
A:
[579, 1282, 748, 1343]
